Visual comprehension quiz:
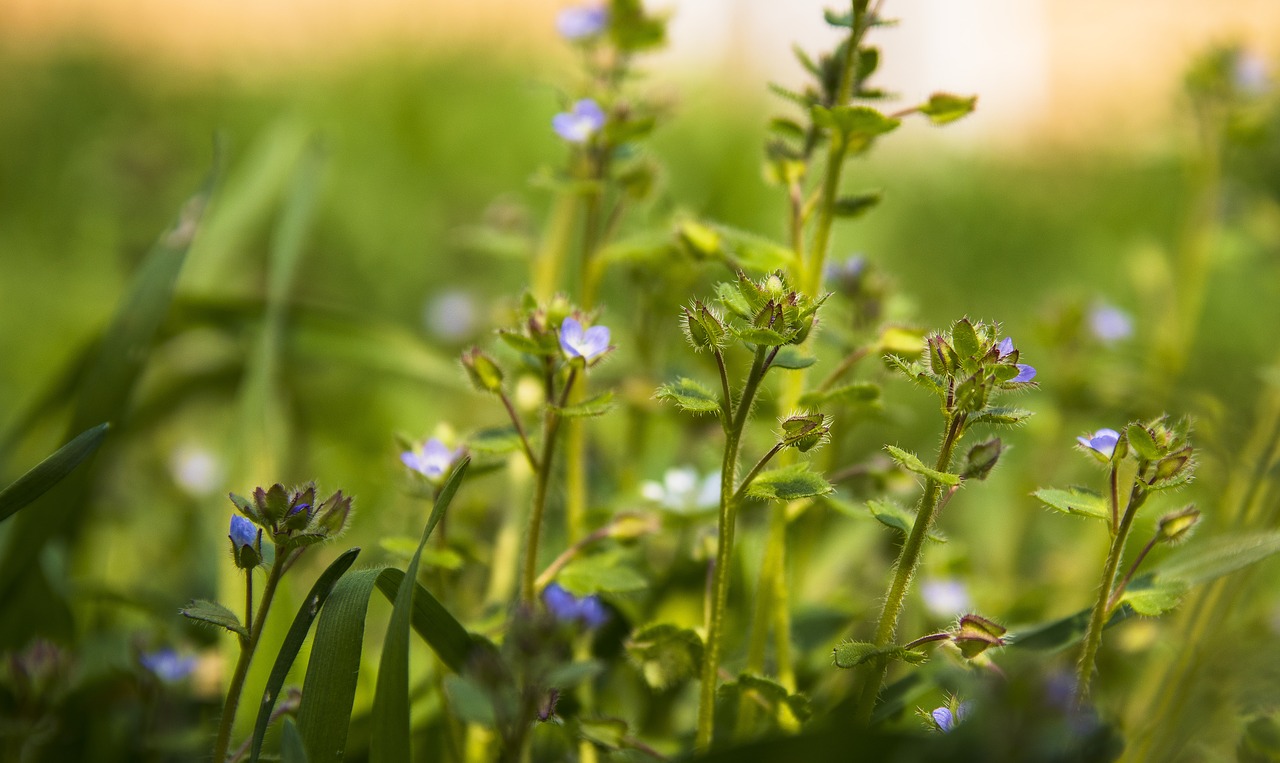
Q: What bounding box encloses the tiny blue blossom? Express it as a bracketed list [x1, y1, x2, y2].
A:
[921, 578, 971, 618]
[229, 515, 257, 549]
[824, 254, 865, 281]
[1077, 428, 1120, 459]
[1089, 303, 1133, 343]
[930, 701, 971, 732]
[559, 316, 611, 361]
[402, 438, 458, 480]
[552, 99, 607, 144]
[1012, 363, 1036, 383]
[543, 582, 609, 629]
[141, 648, 197, 682]
[557, 5, 608, 40]
[995, 337, 1014, 358]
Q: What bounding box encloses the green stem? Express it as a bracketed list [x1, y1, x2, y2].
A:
[853, 413, 964, 724]
[212, 552, 287, 763]
[532, 193, 580, 302]
[520, 368, 578, 604]
[1075, 472, 1146, 706]
[498, 390, 539, 471]
[696, 346, 769, 749]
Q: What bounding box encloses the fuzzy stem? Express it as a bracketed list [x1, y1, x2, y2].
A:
[498, 389, 539, 471]
[853, 413, 964, 724]
[696, 346, 769, 749]
[520, 368, 578, 604]
[212, 552, 287, 763]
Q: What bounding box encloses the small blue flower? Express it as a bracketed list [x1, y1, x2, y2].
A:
[543, 582, 608, 630]
[559, 316, 611, 361]
[557, 5, 608, 40]
[1077, 428, 1120, 459]
[552, 99, 607, 144]
[995, 337, 1014, 358]
[930, 701, 971, 732]
[141, 648, 197, 682]
[1012, 363, 1036, 383]
[229, 514, 257, 549]
[1089, 303, 1133, 343]
[921, 578, 971, 618]
[402, 438, 458, 481]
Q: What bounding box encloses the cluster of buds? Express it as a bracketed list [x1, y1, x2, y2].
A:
[228, 483, 353, 563]
[897, 318, 1036, 418]
[489, 294, 614, 368]
[779, 412, 832, 452]
[1077, 418, 1196, 492]
[696, 271, 825, 351]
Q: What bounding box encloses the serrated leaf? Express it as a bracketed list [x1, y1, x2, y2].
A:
[767, 82, 812, 108]
[627, 623, 704, 690]
[181, 599, 247, 637]
[1034, 487, 1109, 521]
[1155, 531, 1280, 586]
[655, 378, 721, 415]
[1120, 579, 1188, 616]
[970, 406, 1034, 427]
[884, 354, 944, 395]
[865, 499, 945, 542]
[734, 325, 792, 347]
[832, 640, 928, 669]
[745, 463, 833, 502]
[556, 391, 617, 418]
[771, 346, 816, 370]
[0, 423, 109, 524]
[558, 550, 648, 596]
[885, 445, 960, 486]
[919, 92, 977, 125]
[832, 192, 882, 218]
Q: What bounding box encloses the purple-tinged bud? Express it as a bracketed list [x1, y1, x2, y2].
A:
[952, 614, 1007, 659]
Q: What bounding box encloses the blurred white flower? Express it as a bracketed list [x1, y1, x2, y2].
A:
[169, 445, 223, 496]
[641, 467, 719, 515]
[1234, 50, 1270, 96]
[1089, 303, 1133, 343]
[424, 290, 477, 342]
[921, 578, 971, 618]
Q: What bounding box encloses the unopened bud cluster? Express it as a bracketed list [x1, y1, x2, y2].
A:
[695, 270, 825, 351]
[918, 318, 1036, 417]
[228, 482, 353, 560]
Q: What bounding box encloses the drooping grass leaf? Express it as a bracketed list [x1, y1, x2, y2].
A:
[1154, 531, 1280, 586]
[0, 423, 109, 524]
[370, 459, 470, 763]
[249, 547, 361, 763]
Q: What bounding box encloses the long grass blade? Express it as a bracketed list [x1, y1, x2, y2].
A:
[0, 423, 109, 524]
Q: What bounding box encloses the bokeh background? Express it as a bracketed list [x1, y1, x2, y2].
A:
[3, 1, 1280, 760]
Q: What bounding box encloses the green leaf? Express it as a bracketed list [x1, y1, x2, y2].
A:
[1008, 605, 1134, 654]
[1120, 579, 1189, 616]
[558, 550, 649, 596]
[884, 445, 960, 486]
[831, 192, 882, 218]
[884, 354, 944, 396]
[280, 719, 310, 763]
[249, 548, 361, 763]
[626, 623, 704, 690]
[1127, 423, 1161, 461]
[970, 406, 1034, 427]
[556, 391, 617, 418]
[579, 717, 629, 750]
[950, 318, 980, 360]
[746, 463, 834, 502]
[466, 426, 523, 456]
[443, 674, 495, 726]
[371, 459, 469, 763]
[832, 640, 928, 669]
[717, 224, 797, 273]
[1154, 531, 1280, 586]
[771, 346, 816, 370]
[865, 499, 945, 542]
[800, 382, 881, 408]
[812, 105, 900, 140]
[655, 378, 721, 415]
[919, 93, 978, 124]
[180, 599, 247, 638]
[0, 423, 109, 525]
[547, 660, 604, 689]
[717, 674, 813, 731]
[1033, 487, 1109, 521]
[715, 280, 754, 320]
[734, 326, 792, 346]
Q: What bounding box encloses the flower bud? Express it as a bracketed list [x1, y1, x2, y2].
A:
[928, 335, 957, 376]
[780, 412, 832, 452]
[1156, 505, 1200, 544]
[462, 347, 505, 393]
[951, 614, 1007, 659]
[316, 490, 354, 537]
[681, 302, 726, 352]
[961, 438, 1003, 481]
[229, 515, 262, 569]
[1152, 445, 1194, 484]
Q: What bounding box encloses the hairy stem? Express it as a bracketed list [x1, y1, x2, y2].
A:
[520, 368, 578, 604]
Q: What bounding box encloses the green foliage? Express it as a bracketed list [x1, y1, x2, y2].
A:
[180, 599, 247, 637]
[832, 641, 927, 669]
[557, 550, 649, 595]
[1033, 487, 1110, 521]
[885, 445, 961, 486]
[745, 463, 834, 501]
[655, 377, 721, 415]
[627, 623, 704, 690]
[0, 422, 108, 524]
[918, 93, 978, 125]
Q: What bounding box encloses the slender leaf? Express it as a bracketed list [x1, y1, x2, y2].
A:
[249, 548, 361, 763]
[885, 445, 960, 486]
[0, 423, 109, 524]
[1155, 531, 1280, 586]
[280, 719, 310, 763]
[1033, 487, 1109, 521]
[180, 599, 247, 637]
[370, 459, 470, 763]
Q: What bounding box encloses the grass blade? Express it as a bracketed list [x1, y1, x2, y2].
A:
[370, 459, 470, 763]
[280, 718, 310, 763]
[249, 547, 361, 763]
[0, 423, 109, 524]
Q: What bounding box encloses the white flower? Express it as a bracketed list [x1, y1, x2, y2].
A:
[641, 467, 719, 515]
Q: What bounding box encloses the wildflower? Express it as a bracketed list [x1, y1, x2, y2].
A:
[995, 337, 1014, 358]
[921, 579, 970, 618]
[930, 701, 971, 732]
[557, 5, 608, 40]
[1077, 428, 1120, 459]
[141, 649, 197, 682]
[1012, 364, 1037, 383]
[559, 316, 611, 361]
[1089, 303, 1133, 342]
[424, 290, 477, 342]
[552, 99, 607, 143]
[229, 514, 257, 550]
[402, 438, 459, 481]
[542, 582, 608, 629]
[640, 467, 719, 514]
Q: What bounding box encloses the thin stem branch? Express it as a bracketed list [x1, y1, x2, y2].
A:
[818, 346, 871, 393]
[520, 367, 579, 603]
[714, 349, 734, 425]
[1106, 532, 1161, 613]
[731, 443, 785, 507]
[535, 522, 614, 591]
[902, 632, 951, 651]
[498, 390, 539, 471]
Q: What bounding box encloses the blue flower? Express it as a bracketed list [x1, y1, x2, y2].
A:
[557, 5, 608, 40]
[1077, 428, 1120, 459]
[543, 582, 608, 629]
[141, 648, 197, 682]
[1012, 363, 1037, 383]
[995, 337, 1014, 358]
[559, 316, 611, 361]
[1089, 303, 1133, 343]
[552, 99, 607, 144]
[402, 438, 458, 480]
[930, 701, 971, 732]
[229, 514, 257, 549]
